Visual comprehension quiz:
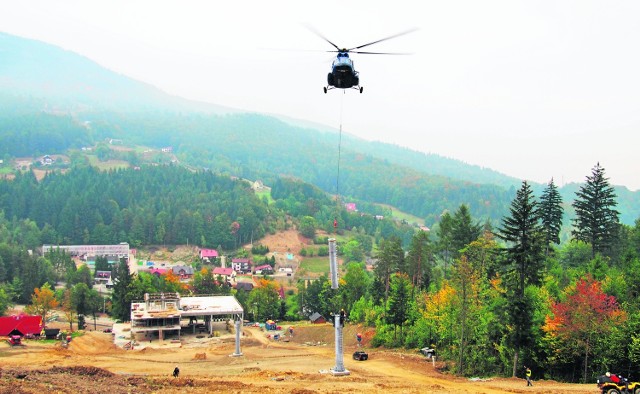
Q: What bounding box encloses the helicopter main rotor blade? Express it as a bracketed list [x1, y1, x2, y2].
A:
[348, 28, 418, 51]
[304, 24, 342, 52]
[351, 50, 412, 55]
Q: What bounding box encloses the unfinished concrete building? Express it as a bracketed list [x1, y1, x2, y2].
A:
[130, 292, 244, 355]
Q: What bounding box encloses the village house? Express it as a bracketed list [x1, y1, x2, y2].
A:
[231, 258, 252, 274]
[172, 265, 195, 280]
[199, 248, 218, 263]
[148, 267, 170, 277]
[40, 155, 54, 166]
[212, 267, 236, 282]
[254, 264, 274, 275]
[251, 180, 265, 191]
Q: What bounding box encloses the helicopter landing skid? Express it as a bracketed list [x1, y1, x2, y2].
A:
[324, 86, 363, 94]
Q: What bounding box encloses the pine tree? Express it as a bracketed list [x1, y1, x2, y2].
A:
[436, 211, 454, 278]
[406, 230, 432, 292]
[110, 258, 133, 322]
[572, 163, 620, 258]
[539, 178, 564, 255]
[451, 204, 483, 258]
[375, 237, 404, 302]
[387, 273, 412, 340]
[496, 180, 545, 377]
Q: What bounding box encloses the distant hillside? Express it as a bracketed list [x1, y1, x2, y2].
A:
[1, 31, 638, 225]
[0, 32, 236, 114]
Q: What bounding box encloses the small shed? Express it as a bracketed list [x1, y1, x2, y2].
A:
[235, 282, 254, 292]
[44, 328, 61, 340]
[309, 312, 326, 324]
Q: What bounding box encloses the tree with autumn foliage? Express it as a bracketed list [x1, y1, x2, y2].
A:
[420, 283, 458, 354]
[247, 279, 280, 321]
[160, 270, 188, 293]
[60, 288, 76, 331]
[543, 275, 626, 383]
[26, 282, 59, 324]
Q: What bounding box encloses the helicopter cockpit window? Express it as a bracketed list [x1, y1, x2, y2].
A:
[333, 56, 352, 67]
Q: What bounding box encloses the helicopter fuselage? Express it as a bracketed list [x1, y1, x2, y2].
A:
[327, 52, 360, 90]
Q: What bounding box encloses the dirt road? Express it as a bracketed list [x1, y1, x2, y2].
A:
[0, 324, 594, 393]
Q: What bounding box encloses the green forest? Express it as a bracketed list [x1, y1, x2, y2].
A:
[297, 166, 640, 383]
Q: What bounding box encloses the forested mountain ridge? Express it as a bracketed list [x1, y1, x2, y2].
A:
[1, 31, 639, 225]
[0, 32, 235, 114]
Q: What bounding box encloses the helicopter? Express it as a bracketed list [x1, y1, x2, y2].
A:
[307, 27, 417, 94]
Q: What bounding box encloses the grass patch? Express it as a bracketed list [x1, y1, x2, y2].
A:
[299, 256, 330, 275]
[86, 155, 130, 171]
[375, 203, 424, 226]
[255, 190, 274, 204]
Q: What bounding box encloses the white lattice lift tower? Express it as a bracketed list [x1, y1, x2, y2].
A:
[328, 238, 350, 376]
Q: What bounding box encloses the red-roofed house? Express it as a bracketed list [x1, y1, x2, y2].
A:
[148, 268, 169, 276]
[254, 264, 274, 275]
[212, 267, 236, 282]
[0, 315, 44, 337]
[199, 248, 219, 263]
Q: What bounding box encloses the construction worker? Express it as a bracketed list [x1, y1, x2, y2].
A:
[525, 366, 533, 386]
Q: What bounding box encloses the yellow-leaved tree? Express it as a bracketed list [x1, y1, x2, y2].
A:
[25, 282, 59, 325]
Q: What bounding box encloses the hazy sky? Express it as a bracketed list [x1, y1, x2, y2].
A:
[2, 0, 639, 190]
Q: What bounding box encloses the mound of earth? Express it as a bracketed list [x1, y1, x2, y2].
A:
[0, 326, 594, 393]
[252, 229, 310, 255]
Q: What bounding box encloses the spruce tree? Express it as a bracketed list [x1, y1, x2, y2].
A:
[496, 180, 545, 377]
[406, 230, 432, 292]
[110, 258, 133, 322]
[539, 178, 564, 255]
[572, 162, 620, 258]
[436, 211, 454, 278]
[387, 273, 412, 340]
[451, 204, 482, 258]
[375, 237, 404, 302]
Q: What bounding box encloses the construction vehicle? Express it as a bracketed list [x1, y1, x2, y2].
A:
[7, 335, 25, 347]
[596, 373, 640, 394]
[352, 350, 368, 361]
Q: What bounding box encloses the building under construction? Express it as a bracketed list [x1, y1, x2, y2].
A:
[130, 293, 244, 342]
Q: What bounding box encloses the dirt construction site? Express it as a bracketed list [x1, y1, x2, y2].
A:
[0, 322, 595, 394]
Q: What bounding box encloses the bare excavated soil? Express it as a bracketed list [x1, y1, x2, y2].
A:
[252, 228, 312, 256]
[0, 324, 593, 393]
